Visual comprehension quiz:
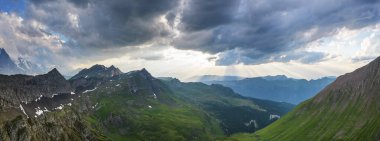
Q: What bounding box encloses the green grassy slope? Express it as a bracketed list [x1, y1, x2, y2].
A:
[227, 99, 380, 141]
[80, 71, 293, 140]
[227, 57, 380, 141]
[80, 71, 224, 141]
[163, 78, 294, 135]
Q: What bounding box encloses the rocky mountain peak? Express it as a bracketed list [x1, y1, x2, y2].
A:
[0, 68, 72, 110]
[48, 68, 60, 74]
[140, 68, 149, 73]
[109, 65, 116, 69]
[262, 75, 288, 81]
[108, 65, 122, 73]
[17, 57, 31, 70]
[70, 64, 123, 80]
[0, 49, 47, 75]
[0, 48, 13, 62]
[0, 48, 5, 54]
[89, 64, 107, 71]
[0, 48, 19, 74]
[46, 68, 66, 80]
[16, 57, 46, 74]
[312, 56, 380, 105]
[322, 56, 380, 90]
[139, 68, 153, 79]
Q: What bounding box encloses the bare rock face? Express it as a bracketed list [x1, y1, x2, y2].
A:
[70, 65, 123, 93]
[0, 68, 72, 110]
[70, 64, 123, 80]
[125, 68, 159, 94]
[0, 48, 21, 74]
[16, 57, 47, 75]
[0, 48, 47, 75]
[313, 56, 380, 105]
[0, 113, 102, 141]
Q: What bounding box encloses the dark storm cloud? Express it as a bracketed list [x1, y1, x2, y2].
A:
[0, 12, 83, 73]
[180, 0, 240, 31]
[26, 0, 179, 49]
[66, 0, 90, 7]
[28, 0, 55, 4]
[174, 0, 380, 65]
[15, 0, 380, 66]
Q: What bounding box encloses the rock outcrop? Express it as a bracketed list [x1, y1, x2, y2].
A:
[0, 68, 72, 110]
[0, 48, 20, 74]
[70, 64, 122, 80]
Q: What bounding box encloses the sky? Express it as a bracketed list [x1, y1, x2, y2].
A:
[0, 0, 379, 81]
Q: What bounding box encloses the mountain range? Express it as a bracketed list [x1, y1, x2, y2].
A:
[70, 64, 123, 80]
[1, 46, 378, 140]
[226, 57, 380, 140]
[0, 64, 294, 140]
[0, 48, 47, 75]
[188, 75, 244, 82]
[203, 75, 335, 104]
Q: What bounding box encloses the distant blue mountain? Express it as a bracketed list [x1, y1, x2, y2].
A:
[203, 75, 336, 104]
[261, 75, 289, 80]
[187, 75, 244, 82]
[0, 48, 47, 75]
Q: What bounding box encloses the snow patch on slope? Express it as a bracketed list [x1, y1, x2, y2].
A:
[83, 87, 97, 93]
[19, 104, 29, 118]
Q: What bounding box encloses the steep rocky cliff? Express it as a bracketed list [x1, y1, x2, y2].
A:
[0, 48, 20, 74]
[0, 68, 103, 141]
[70, 65, 122, 80]
[70, 65, 123, 93]
[0, 68, 72, 110]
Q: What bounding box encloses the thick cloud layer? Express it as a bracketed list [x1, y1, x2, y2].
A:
[0, 12, 79, 72]
[174, 0, 380, 65]
[1, 0, 380, 69]
[180, 0, 240, 31]
[27, 0, 178, 48]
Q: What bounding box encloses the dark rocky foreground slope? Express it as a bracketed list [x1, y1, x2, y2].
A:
[0, 68, 72, 110]
[0, 65, 294, 141]
[0, 68, 100, 141]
